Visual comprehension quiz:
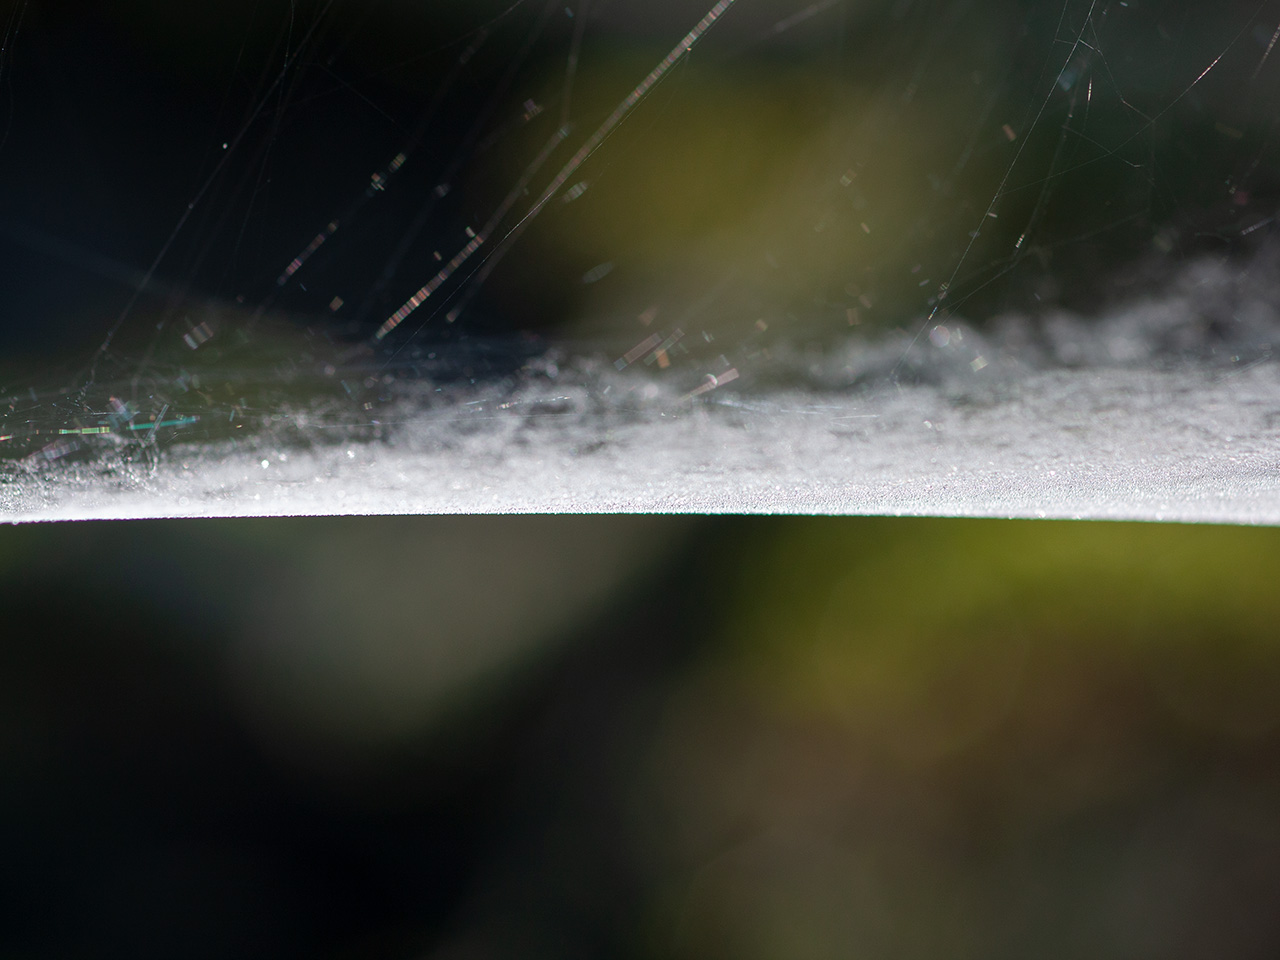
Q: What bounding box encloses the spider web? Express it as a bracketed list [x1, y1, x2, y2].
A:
[1, 0, 1278, 518]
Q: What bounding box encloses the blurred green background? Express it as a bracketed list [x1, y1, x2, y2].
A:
[3, 516, 1280, 958]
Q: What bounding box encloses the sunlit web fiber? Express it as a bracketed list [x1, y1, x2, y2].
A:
[1254, 17, 1280, 78]
[374, 0, 741, 342]
[373, 123, 571, 341]
[269, 22, 494, 302]
[82, 0, 339, 387]
[895, 0, 1266, 376]
[0, 0, 29, 155]
[362, 0, 568, 332]
[902, 0, 1103, 360]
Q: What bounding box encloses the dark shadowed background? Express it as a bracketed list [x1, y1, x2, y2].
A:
[4, 517, 1280, 959]
[2, 0, 1278, 366]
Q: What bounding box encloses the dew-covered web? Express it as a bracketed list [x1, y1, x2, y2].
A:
[2, 0, 1279, 518]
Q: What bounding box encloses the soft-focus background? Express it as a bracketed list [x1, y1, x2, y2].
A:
[5, 3, 1280, 954]
[3, 516, 1280, 959]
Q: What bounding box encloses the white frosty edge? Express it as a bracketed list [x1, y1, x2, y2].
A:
[4, 363, 1277, 524]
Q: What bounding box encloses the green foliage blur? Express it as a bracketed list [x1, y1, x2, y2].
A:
[3, 516, 1280, 957]
[643, 519, 1280, 959]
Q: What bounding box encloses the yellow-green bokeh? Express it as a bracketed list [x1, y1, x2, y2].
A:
[724, 519, 1280, 750]
[641, 518, 1280, 960]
